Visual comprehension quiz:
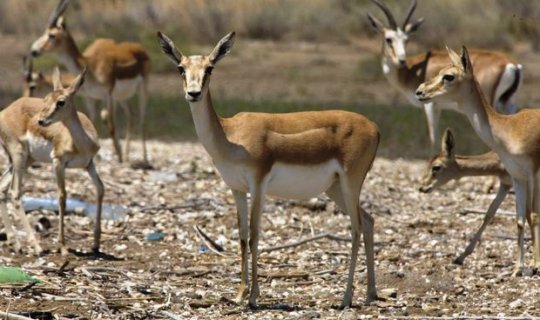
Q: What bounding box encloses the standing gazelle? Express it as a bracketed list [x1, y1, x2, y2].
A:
[368, 0, 522, 148]
[0, 67, 104, 255]
[419, 128, 518, 265]
[30, 0, 151, 166]
[157, 31, 380, 308]
[416, 46, 540, 273]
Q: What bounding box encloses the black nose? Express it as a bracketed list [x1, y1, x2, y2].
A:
[398, 59, 406, 65]
[31, 50, 39, 58]
[38, 119, 45, 126]
[416, 90, 423, 96]
[188, 91, 201, 99]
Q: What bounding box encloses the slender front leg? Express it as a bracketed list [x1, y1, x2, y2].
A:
[423, 102, 442, 150]
[0, 167, 19, 252]
[532, 172, 540, 269]
[83, 96, 96, 122]
[454, 183, 510, 265]
[513, 179, 528, 275]
[232, 190, 249, 304]
[106, 93, 123, 163]
[53, 158, 68, 255]
[87, 160, 104, 253]
[138, 80, 149, 164]
[119, 101, 132, 162]
[11, 154, 42, 254]
[248, 183, 266, 308]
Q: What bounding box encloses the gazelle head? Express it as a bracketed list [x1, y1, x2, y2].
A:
[30, 0, 71, 58]
[157, 31, 235, 102]
[416, 46, 474, 104]
[367, 0, 424, 67]
[38, 67, 85, 127]
[22, 56, 40, 97]
[419, 128, 458, 193]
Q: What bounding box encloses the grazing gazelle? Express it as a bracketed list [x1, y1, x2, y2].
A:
[0, 67, 104, 255]
[22, 56, 75, 98]
[157, 31, 380, 308]
[368, 0, 522, 147]
[30, 0, 151, 166]
[416, 46, 540, 274]
[419, 128, 519, 265]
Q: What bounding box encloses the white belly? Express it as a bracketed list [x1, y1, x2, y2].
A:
[26, 133, 53, 163]
[266, 160, 341, 200]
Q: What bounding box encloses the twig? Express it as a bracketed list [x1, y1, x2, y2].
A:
[57, 260, 70, 275]
[461, 208, 514, 217]
[0, 311, 35, 320]
[259, 271, 309, 280]
[260, 233, 351, 252]
[193, 225, 227, 256]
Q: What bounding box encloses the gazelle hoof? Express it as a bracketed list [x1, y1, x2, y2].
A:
[452, 257, 465, 265]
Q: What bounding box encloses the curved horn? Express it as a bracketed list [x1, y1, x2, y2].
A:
[371, 0, 397, 29]
[402, 0, 417, 29]
[48, 0, 71, 27]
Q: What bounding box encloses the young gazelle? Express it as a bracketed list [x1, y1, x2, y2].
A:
[416, 46, 540, 273]
[0, 67, 104, 255]
[30, 0, 151, 166]
[368, 0, 522, 147]
[419, 128, 515, 265]
[157, 31, 380, 308]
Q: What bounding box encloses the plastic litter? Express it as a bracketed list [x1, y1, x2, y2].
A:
[0, 267, 41, 284]
[22, 196, 127, 221]
[145, 232, 165, 241]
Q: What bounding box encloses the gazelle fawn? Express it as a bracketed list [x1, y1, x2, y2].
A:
[419, 128, 519, 265]
[157, 31, 380, 308]
[368, 0, 522, 148]
[0, 67, 104, 255]
[31, 0, 151, 166]
[416, 47, 540, 273]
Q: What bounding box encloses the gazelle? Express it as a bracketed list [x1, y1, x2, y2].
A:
[368, 0, 522, 148]
[0, 67, 103, 255]
[158, 31, 380, 308]
[30, 0, 151, 166]
[416, 46, 540, 274]
[22, 56, 75, 98]
[419, 128, 517, 265]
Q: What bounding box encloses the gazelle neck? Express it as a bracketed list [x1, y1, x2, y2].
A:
[57, 32, 85, 74]
[188, 91, 234, 160]
[455, 153, 505, 178]
[63, 107, 97, 154]
[457, 80, 502, 150]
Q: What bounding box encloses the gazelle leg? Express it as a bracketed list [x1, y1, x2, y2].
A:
[138, 80, 149, 164]
[11, 154, 42, 254]
[424, 102, 442, 150]
[0, 167, 19, 251]
[454, 183, 510, 265]
[53, 158, 68, 255]
[105, 94, 123, 163]
[119, 101, 132, 162]
[87, 160, 104, 253]
[83, 96, 96, 122]
[232, 190, 249, 303]
[247, 183, 266, 308]
[512, 179, 528, 276]
[532, 172, 540, 269]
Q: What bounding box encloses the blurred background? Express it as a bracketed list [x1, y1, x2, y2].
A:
[0, 0, 539, 158]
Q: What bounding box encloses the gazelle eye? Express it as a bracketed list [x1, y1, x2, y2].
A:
[49, 33, 56, 39]
[385, 38, 392, 44]
[431, 165, 441, 174]
[205, 67, 213, 75]
[177, 66, 185, 75]
[443, 74, 455, 82]
[57, 100, 65, 107]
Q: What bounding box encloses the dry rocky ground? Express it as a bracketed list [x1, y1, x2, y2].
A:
[0, 140, 539, 319]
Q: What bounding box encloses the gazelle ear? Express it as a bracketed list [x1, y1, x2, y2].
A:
[404, 17, 424, 34]
[446, 45, 462, 68]
[441, 128, 455, 159]
[460, 46, 473, 74]
[67, 68, 86, 95]
[209, 32, 235, 64]
[367, 13, 385, 33]
[56, 16, 66, 30]
[52, 66, 63, 91]
[157, 31, 183, 65]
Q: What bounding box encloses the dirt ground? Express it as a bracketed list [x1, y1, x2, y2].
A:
[0, 141, 538, 319]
